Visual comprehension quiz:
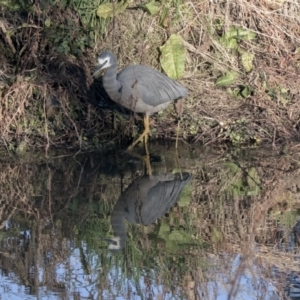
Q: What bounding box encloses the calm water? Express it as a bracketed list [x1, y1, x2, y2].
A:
[0, 142, 299, 300]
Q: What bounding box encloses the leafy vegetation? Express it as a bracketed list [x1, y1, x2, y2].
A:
[159, 34, 186, 79]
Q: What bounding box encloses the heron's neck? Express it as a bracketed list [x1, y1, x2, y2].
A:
[103, 63, 121, 99]
[110, 201, 126, 250]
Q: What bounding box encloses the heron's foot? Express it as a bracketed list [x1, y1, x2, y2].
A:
[127, 133, 149, 151]
[127, 144, 134, 151]
[126, 139, 142, 151]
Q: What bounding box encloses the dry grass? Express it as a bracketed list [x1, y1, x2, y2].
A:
[0, 0, 300, 149]
[93, 0, 300, 146]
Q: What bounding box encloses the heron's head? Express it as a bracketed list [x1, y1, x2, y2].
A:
[106, 236, 125, 253]
[92, 51, 116, 78]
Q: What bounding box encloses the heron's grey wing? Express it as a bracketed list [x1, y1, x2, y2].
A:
[140, 173, 191, 224]
[118, 66, 188, 107]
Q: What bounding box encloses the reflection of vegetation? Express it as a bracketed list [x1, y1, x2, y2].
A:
[223, 162, 261, 196]
[0, 148, 300, 298]
[177, 183, 192, 207]
[156, 220, 205, 250]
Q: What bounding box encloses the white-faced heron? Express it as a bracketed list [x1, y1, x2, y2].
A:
[107, 172, 191, 251]
[93, 51, 188, 150]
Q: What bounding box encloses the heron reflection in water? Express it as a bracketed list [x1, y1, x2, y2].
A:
[107, 172, 191, 252]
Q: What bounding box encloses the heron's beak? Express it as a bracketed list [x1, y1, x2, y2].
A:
[105, 237, 118, 245]
[92, 61, 107, 78]
[98, 236, 118, 246]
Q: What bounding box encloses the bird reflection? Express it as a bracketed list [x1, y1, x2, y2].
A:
[108, 172, 191, 252]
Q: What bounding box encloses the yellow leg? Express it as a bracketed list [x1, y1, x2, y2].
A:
[144, 153, 152, 176]
[143, 115, 150, 145]
[127, 115, 150, 151]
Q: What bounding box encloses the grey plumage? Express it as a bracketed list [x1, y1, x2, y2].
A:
[108, 172, 191, 251]
[93, 51, 188, 149]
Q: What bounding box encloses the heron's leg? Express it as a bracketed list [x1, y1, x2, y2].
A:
[143, 116, 149, 145]
[144, 140, 150, 157]
[127, 115, 150, 151]
[143, 115, 150, 155]
[143, 152, 152, 176]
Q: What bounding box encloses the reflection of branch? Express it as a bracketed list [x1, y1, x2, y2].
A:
[55, 157, 87, 214]
[0, 251, 30, 286]
[0, 207, 16, 229]
[0, 20, 16, 54]
[0, 251, 14, 258]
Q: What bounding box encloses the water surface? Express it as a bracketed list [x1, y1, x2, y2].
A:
[0, 143, 299, 299]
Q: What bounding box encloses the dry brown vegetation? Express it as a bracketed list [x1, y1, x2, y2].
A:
[0, 0, 300, 150]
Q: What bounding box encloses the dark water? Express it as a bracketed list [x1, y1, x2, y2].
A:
[0, 142, 299, 300]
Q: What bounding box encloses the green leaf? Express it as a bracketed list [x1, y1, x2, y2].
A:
[220, 37, 237, 49]
[227, 87, 240, 97]
[221, 26, 256, 49]
[223, 27, 240, 40]
[159, 34, 186, 79]
[235, 28, 253, 38]
[241, 51, 254, 72]
[238, 29, 256, 41]
[56, 45, 65, 53]
[157, 222, 170, 239]
[143, 0, 160, 15]
[160, 7, 169, 27]
[177, 185, 192, 207]
[224, 26, 256, 41]
[44, 17, 51, 27]
[0, 0, 21, 10]
[216, 71, 237, 86]
[225, 162, 240, 173]
[96, 2, 128, 19]
[240, 86, 251, 98]
[215, 19, 223, 31]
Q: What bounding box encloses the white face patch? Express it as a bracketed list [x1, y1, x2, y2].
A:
[98, 56, 111, 68]
[108, 236, 121, 250]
